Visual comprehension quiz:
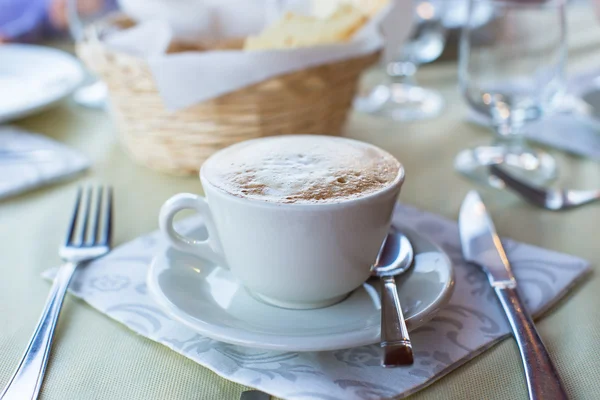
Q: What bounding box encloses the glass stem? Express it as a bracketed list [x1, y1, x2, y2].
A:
[493, 122, 526, 152]
[387, 61, 418, 86]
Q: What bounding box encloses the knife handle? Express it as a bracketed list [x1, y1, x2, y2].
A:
[495, 287, 568, 400]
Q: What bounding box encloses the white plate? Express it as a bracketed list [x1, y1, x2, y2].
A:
[0, 45, 85, 123]
[147, 224, 455, 352]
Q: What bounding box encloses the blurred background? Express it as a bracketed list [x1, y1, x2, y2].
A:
[2, 0, 600, 184]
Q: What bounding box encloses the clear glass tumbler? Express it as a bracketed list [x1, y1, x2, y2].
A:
[354, 0, 448, 121]
[455, 0, 567, 186]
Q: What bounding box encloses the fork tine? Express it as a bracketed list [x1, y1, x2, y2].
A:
[65, 187, 83, 246]
[89, 186, 103, 244]
[98, 186, 113, 246]
[76, 186, 93, 246]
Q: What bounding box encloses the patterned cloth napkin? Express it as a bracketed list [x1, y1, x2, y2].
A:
[0, 126, 89, 200]
[43, 204, 590, 400]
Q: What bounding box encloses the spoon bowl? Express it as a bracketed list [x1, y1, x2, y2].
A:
[371, 232, 415, 278]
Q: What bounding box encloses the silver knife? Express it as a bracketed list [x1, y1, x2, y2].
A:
[459, 191, 568, 400]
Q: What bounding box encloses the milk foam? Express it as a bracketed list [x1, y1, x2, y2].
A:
[202, 135, 401, 204]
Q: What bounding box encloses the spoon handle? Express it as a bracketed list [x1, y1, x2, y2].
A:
[380, 275, 414, 367]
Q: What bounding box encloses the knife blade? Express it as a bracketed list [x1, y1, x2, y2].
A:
[458, 190, 568, 400]
[458, 190, 516, 288]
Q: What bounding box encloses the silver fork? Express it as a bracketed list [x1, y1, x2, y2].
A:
[1, 186, 113, 400]
[490, 164, 600, 211]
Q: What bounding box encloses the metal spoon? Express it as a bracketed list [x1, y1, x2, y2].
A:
[371, 231, 415, 367]
[490, 164, 600, 211]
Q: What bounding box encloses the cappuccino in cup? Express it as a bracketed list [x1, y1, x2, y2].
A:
[203, 135, 401, 204]
[159, 135, 404, 309]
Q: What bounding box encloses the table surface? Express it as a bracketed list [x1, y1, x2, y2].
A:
[2, 6, 600, 400]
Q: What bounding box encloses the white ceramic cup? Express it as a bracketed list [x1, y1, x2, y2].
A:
[159, 143, 405, 310]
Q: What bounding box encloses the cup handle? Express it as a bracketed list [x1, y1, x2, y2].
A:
[159, 193, 227, 267]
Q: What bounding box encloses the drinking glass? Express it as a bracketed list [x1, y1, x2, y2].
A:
[67, 0, 117, 109]
[354, 0, 448, 121]
[455, 0, 567, 186]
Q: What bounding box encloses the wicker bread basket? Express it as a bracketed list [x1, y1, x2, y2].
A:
[77, 16, 380, 175]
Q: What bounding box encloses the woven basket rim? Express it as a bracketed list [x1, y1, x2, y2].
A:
[76, 15, 381, 175]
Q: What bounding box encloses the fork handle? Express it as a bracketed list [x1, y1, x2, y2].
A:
[1, 262, 78, 400]
[495, 287, 568, 400]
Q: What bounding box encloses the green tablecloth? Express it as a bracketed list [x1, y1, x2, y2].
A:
[2, 7, 600, 400]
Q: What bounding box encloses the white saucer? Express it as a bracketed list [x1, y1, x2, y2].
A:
[0, 45, 85, 123]
[147, 224, 454, 352]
